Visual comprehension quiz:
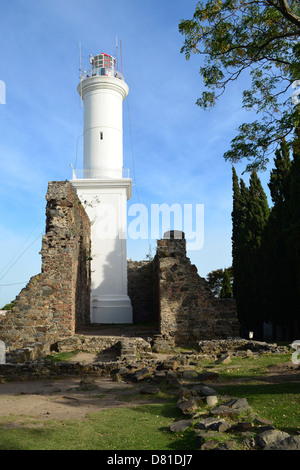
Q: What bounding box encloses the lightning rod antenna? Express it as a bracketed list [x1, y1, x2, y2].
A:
[120, 39, 123, 75]
[79, 41, 83, 107]
[115, 36, 119, 73]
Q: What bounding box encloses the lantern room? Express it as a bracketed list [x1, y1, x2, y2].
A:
[90, 53, 117, 78]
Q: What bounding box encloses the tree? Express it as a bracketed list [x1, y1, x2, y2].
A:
[231, 168, 269, 337]
[206, 267, 233, 297]
[261, 140, 293, 338]
[179, 1, 300, 171]
[248, 171, 270, 246]
[268, 138, 292, 206]
[285, 127, 300, 336]
[261, 132, 300, 338]
[231, 167, 250, 301]
[220, 268, 232, 298]
[231, 167, 242, 279]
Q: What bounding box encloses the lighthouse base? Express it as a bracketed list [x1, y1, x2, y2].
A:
[91, 295, 133, 324]
[70, 177, 133, 325]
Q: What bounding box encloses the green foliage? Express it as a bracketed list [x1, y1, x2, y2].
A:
[206, 266, 233, 297]
[220, 268, 232, 298]
[179, 1, 300, 170]
[269, 138, 292, 206]
[232, 128, 300, 339]
[231, 167, 270, 334]
[248, 171, 270, 247]
[1, 301, 15, 311]
[263, 130, 300, 336]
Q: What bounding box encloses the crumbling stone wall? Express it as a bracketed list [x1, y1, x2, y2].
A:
[155, 231, 240, 346]
[0, 181, 91, 353]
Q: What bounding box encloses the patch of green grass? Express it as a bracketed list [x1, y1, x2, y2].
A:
[214, 382, 300, 435]
[203, 353, 291, 380]
[45, 351, 81, 363]
[198, 353, 300, 433]
[0, 403, 195, 450]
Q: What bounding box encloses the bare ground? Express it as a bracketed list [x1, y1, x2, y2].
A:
[0, 351, 173, 423]
[0, 375, 147, 423]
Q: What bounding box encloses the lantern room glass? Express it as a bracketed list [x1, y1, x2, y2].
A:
[90, 53, 116, 77]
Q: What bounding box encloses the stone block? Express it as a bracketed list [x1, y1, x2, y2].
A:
[177, 397, 200, 415]
[206, 395, 218, 407]
[256, 429, 290, 449]
[170, 419, 193, 433]
[196, 417, 231, 432]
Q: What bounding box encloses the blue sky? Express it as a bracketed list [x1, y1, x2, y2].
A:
[0, 0, 275, 307]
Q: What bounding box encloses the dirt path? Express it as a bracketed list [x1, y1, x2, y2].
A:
[260, 361, 300, 383]
[0, 376, 146, 422]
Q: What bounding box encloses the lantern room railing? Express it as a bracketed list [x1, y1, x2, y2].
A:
[71, 167, 130, 180]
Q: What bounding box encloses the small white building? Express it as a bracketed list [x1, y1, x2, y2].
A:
[71, 52, 132, 324]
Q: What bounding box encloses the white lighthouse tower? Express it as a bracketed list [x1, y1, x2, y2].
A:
[71, 52, 133, 324]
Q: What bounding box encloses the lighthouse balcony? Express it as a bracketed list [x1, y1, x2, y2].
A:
[71, 168, 130, 180]
[80, 69, 125, 82]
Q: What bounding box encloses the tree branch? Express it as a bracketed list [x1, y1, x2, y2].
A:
[266, 0, 300, 28]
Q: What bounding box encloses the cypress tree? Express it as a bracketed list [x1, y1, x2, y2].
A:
[269, 139, 291, 207]
[231, 167, 249, 298]
[232, 168, 269, 338]
[220, 268, 232, 298]
[231, 168, 250, 335]
[264, 139, 292, 338]
[247, 171, 269, 338]
[285, 127, 300, 338]
[232, 167, 241, 284]
[233, 131, 299, 340]
[248, 171, 269, 246]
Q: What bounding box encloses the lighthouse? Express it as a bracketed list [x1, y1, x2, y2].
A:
[71, 52, 133, 324]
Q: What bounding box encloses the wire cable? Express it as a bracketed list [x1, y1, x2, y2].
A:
[0, 230, 44, 282]
[0, 282, 28, 287]
[0, 217, 44, 280]
[126, 98, 154, 257]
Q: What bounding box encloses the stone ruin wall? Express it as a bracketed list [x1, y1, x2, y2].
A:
[127, 231, 240, 347]
[155, 231, 240, 346]
[0, 181, 91, 354]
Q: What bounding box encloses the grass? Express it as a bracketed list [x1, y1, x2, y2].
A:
[213, 382, 300, 434]
[209, 353, 291, 381]
[0, 403, 195, 451]
[44, 351, 81, 362]
[0, 352, 299, 450]
[199, 353, 300, 433]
